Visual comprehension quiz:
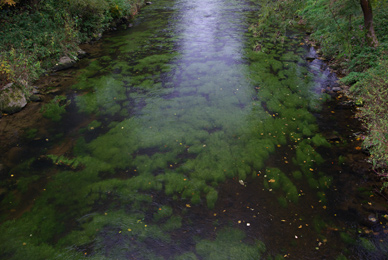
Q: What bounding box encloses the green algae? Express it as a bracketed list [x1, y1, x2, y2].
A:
[75, 76, 126, 116]
[195, 228, 265, 260]
[153, 205, 173, 221]
[162, 215, 182, 231]
[24, 128, 38, 140]
[359, 237, 377, 252]
[264, 168, 299, 205]
[340, 232, 357, 245]
[174, 252, 198, 260]
[40, 95, 69, 122]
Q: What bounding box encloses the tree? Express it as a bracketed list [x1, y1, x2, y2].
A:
[360, 0, 379, 47]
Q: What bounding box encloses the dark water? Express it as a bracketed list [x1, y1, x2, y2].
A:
[1, 0, 388, 259]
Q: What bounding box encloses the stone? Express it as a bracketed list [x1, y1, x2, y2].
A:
[29, 95, 42, 102]
[32, 86, 40, 94]
[77, 49, 87, 58]
[0, 83, 28, 114]
[52, 56, 76, 71]
[332, 87, 342, 92]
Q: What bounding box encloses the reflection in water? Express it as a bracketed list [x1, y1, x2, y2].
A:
[0, 0, 387, 259]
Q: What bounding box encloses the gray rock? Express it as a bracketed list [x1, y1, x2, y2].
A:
[52, 56, 76, 71]
[32, 86, 40, 94]
[332, 87, 342, 92]
[29, 95, 42, 102]
[0, 83, 27, 114]
[77, 49, 87, 58]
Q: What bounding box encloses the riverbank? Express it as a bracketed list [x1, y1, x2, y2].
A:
[253, 0, 388, 193]
[0, 0, 147, 114]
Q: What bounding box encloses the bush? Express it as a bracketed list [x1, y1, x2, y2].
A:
[0, 48, 42, 90]
[0, 0, 145, 91]
[351, 60, 388, 172]
[0, 2, 79, 89]
[66, 0, 110, 41]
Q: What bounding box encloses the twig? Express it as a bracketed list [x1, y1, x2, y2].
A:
[373, 188, 388, 202]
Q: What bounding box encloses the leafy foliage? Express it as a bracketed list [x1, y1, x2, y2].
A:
[0, 0, 145, 90]
[352, 60, 388, 172]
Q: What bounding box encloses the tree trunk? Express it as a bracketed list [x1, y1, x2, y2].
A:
[360, 0, 379, 47]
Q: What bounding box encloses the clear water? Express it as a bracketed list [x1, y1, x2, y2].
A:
[1, 0, 387, 259]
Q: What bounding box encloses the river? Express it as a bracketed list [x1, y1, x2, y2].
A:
[1, 0, 387, 259]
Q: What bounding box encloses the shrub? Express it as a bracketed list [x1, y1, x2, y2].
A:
[0, 2, 79, 89]
[352, 60, 388, 173]
[0, 0, 146, 91]
[66, 0, 110, 40]
[0, 48, 42, 90]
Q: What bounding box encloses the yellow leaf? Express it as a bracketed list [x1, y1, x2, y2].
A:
[268, 179, 276, 183]
[6, 0, 16, 6]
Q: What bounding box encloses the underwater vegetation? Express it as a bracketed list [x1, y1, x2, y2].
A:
[0, 0, 366, 259]
[39, 95, 70, 122]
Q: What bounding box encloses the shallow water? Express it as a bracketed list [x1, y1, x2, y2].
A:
[1, 0, 388, 259]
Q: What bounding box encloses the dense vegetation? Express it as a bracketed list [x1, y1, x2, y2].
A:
[0, 0, 145, 90]
[254, 0, 388, 188]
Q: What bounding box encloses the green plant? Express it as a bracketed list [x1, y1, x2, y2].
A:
[0, 2, 79, 89]
[0, 48, 42, 89]
[107, 0, 132, 19]
[40, 95, 70, 122]
[66, 0, 110, 40]
[46, 154, 81, 169]
[352, 60, 388, 174]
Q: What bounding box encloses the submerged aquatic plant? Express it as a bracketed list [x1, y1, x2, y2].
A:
[40, 95, 70, 122]
[196, 228, 266, 260]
